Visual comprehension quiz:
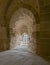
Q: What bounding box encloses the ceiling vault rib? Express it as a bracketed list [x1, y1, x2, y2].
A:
[4, 0, 13, 38]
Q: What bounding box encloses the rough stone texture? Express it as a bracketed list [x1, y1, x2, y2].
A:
[0, 0, 39, 51]
[37, 0, 50, 62]
[0, 0, 50, 62]
[9, 8, 36, 54]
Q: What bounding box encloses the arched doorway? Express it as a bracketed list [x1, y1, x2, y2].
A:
[9, 8, 36, 53]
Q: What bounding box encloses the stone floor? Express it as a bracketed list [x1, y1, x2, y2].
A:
[0, 45, 50, 65]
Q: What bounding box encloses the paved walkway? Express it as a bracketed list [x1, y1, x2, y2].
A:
[0, 45, 50, 65]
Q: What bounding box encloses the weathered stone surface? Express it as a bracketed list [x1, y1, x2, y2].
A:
[0, 0, 50, 62]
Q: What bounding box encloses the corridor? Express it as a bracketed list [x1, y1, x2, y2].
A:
[0, 45, 50, 65]
[0, 0, 50, 64]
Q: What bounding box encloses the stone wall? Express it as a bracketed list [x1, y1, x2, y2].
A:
[0, 0, 9, 51]
[0, 25, 9, 51]
[37, 0, 50, 61]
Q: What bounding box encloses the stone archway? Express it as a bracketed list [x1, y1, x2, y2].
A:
[9, 8, 37, 53]
[4, 2, 39, 51]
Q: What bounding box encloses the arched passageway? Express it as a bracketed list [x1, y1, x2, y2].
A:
[9, 8, 36, 53]
[0, 0, 50, 64]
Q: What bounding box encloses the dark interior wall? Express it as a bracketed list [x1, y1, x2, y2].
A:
[37, 0, 50, 61]
[0, 25, 8, 51]
[0, 17, 9, 51]
[37, 14, 50, 62]
[0, 0, 11, 51]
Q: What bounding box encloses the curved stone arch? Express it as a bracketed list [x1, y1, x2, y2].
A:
[9, 7, 36, 30]
[4, 2, 39, 38]
[5, 2, 39, 24]
[9, 7, 37, 53]
[21, 4, 39, 24]
[4, 1, 39, 39]
[9, 7, 35, 34]
[4, 1, 39, 51]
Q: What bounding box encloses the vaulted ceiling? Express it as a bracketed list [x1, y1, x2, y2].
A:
[0, 0, 40, 25]
[0, 0, 50, 27]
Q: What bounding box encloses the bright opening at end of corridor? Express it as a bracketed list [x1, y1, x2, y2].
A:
[15, 33, 30, 48]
